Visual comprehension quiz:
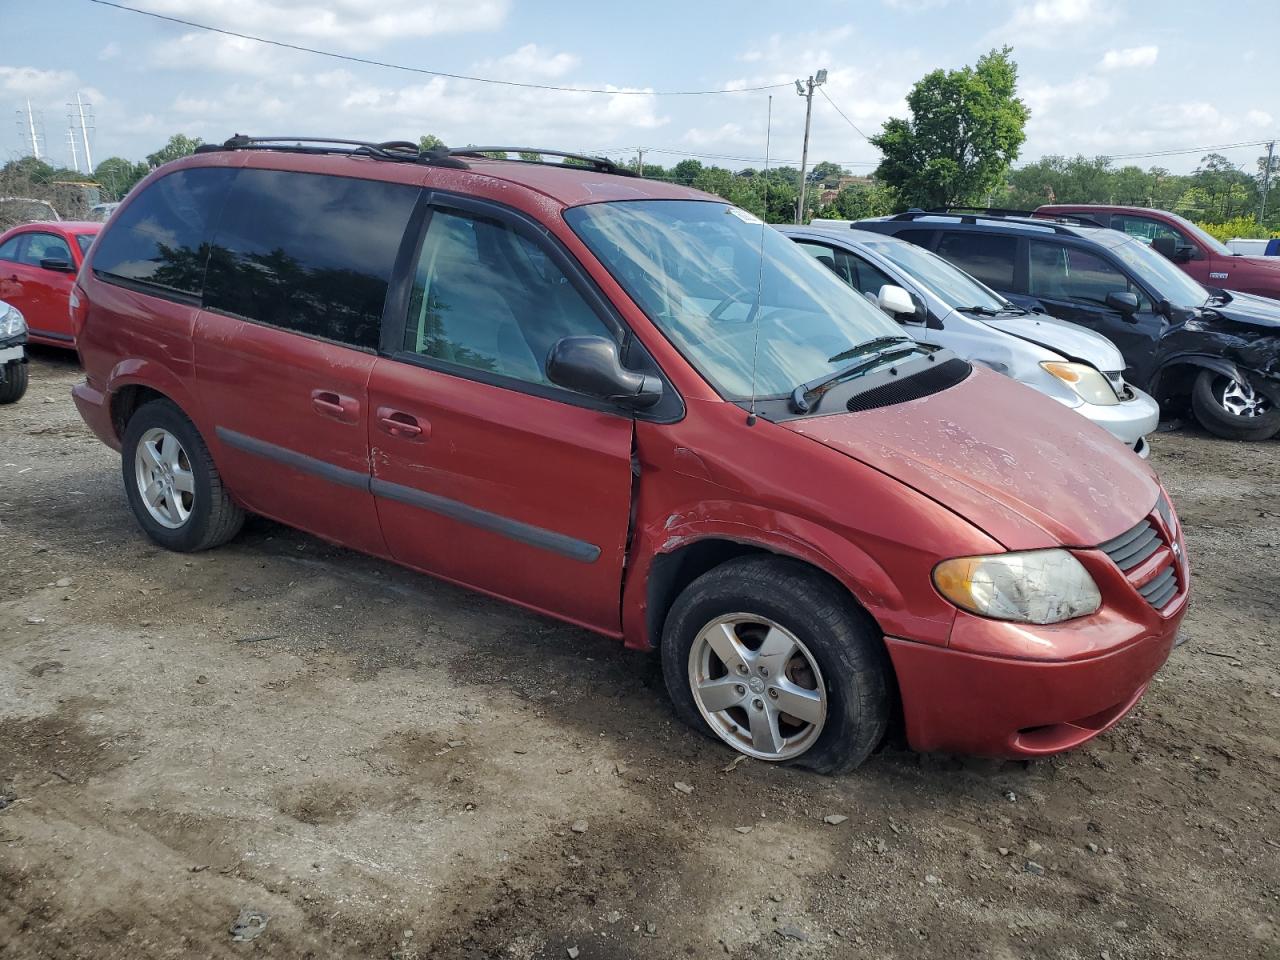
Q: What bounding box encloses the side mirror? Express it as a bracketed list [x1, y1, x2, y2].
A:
[1173, 245, 1196, 263]
[40, 258, 73, 273]
[1105, 291, 1139, 317]
[546, 335, 662, 410]
[877, 284, 916, 317]
[1151, 236, 1176, 261]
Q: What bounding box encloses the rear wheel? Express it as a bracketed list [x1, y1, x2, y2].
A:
[0, 361, 28, 404]
[1190, 369, 1280, 441]
[660, 556, 891, 774]
[121, 399, 244, 551]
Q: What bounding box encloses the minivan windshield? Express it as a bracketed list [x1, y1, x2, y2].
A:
[1110, 235, 1211, 310]
[860, 237, 1009, 313]
[566, 200, 904, 399]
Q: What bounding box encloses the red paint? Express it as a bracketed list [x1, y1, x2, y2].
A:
[0, 221, 100, 347]
[72, 151, 1188, 761]
[1038, 204, 1280, 299]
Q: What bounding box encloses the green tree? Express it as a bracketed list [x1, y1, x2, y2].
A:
[872, 47, 1029, 209]
[146, 134, 203, 169]
[807, 161, 845, 186]
[1, 156, 56, 184]
[419, 134, 446, 152]
[94, 157, 149, 199]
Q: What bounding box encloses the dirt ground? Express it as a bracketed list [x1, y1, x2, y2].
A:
[1, 347, 1277, 960]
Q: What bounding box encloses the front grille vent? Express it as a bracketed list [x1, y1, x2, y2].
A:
[1098, 515, 1181, 611]
[846, 358, 971, 413]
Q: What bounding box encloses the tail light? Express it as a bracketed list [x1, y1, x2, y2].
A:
[69, 281, 89, 338]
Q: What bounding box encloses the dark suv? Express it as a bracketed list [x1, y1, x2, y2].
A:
[847, 209, 1280, 441]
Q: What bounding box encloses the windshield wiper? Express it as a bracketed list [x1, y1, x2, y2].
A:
[960, 305, 1000, 316]
[1204, 289, 1232, 306]
[791, 342, 931, 413]
[827, 335, 912, 364]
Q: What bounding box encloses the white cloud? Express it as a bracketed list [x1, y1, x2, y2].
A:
[0, 66, 76, 97]
[476, 44, 579, 80]
[1098, 45, 1158, 71]
[151, 32, 286, 75]
[98, 42, 122, 61]
[129, 0, 509, 48]
[1023, 75, 1110, 116]
[990, 0, 1116, 46]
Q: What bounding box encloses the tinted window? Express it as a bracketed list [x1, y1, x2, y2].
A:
[205, 169, 418, 350]
[75, 235, 94, 257]
[845, 253, 896, 300]
[20, 232, 72, 266]
[1029, 241, 1151, 309]
[91, 168, 234, 297]
[936, 232, 1017, 289]
[0, 236, 22, 261]
[403, 207, 615, 385]
[1111, 214, 1185, 248]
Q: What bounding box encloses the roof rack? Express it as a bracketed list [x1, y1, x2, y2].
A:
[886, 208, 1100, 236]
[930, 206, 1107, 228]
[196, 135, 635, 177]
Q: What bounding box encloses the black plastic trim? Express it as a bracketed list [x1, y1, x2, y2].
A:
[370, 478, 600, 563]
[91, 270, 203, 308]
[215, 427, 368, 490]
[25, 328, 74, 343]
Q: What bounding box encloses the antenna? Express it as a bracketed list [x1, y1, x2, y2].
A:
[746, 95, 772, 427]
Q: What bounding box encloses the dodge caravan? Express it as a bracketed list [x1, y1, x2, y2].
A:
[71, 138, 1189, 771]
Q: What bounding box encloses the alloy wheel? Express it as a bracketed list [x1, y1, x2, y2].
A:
[134, 427, 195, 529]
[687, 613, 827, 761]
[1215, 375, 1270, 418]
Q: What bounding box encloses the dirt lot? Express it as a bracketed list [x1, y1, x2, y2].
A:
[1, 348, 1277, 960]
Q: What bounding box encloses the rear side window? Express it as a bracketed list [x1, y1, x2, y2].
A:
[204, 169, 418, 350]
[1111, 214, 1185, 248]
[936, 232, 1017, 289]
[90, 168, 234, 298]
[0, 236, 22, 262]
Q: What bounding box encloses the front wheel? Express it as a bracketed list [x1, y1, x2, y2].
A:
[660, 556, 891, 774]
[121, 399, 245, 551]
[0, 361, 28, 404]
[1190, 369, 1280, 441]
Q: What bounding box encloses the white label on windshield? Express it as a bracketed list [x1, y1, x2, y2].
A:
[727, 206, 763, 225]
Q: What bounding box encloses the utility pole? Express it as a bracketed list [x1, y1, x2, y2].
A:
[1261, 140, 1276, 223]
[793, 69, 827, 224]
[636, 148, 645, 178]
[67, 123, 80, 173]
[75, 93, 94, 173]
[25, 99, 41, 159]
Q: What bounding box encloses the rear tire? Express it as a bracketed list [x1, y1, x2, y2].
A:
[660, 555, 891, 774]
[121, 399, 244, 551]
[1190, 369, 1280, 441]
[0, 361, 28, 404]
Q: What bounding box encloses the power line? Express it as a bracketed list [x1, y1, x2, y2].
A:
[1102, 138, 1277, 161]
[86, 0, 791, 97]
[817, 87, 872, 143]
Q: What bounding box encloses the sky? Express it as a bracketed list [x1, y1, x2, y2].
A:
[3, 0, 1278, 177]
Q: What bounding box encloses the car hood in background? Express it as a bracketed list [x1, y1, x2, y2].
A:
[784, 366, 1159, 551]
[1212, 290, 1280, 329]
[978, 311, 1127, 372]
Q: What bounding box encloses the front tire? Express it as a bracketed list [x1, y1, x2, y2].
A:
[660, 556, 891, 774]
[0, 360, 28, 404]
[1190, 369, 1280, 441]
[121, 399, 244, 551]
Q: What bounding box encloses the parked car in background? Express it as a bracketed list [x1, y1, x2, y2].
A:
[1036, 205, 1280, 301]
[1225, 237, 1280, 257]
[89, 202, 121, 223]
[0, 197, 60, 229]
[72, 138, 1188, 771]
[783, 225, 1158, 457]
[850, 210, 1280, 441]
[0, 298, 29, 403]
[0, 220, 101, 348]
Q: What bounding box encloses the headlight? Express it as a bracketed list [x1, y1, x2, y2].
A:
[933, 548, 1101, 624]
[1041, 361, 1119, 406]
[0, 302, 26, 338]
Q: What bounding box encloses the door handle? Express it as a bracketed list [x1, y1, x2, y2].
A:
[376, 406, 428, 440]
[310, 389, 359, 423]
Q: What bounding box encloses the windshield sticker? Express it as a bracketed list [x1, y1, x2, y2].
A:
[726, 206, 763, 225]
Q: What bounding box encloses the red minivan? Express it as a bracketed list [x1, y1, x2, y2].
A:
[71, 139, 1189, 772]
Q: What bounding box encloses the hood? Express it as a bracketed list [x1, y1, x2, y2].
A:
[784, 366, 1159, 551]
[1212, 290, 1280, 328]
[979, 311, 1127, 372]
[1229, 254, 1280, 273]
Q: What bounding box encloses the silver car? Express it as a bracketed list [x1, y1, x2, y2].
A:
[779, 226, 1159, 458]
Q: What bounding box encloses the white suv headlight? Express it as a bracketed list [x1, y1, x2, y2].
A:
[0, 302, 26, 338]
[1041, 361, 1119, 406]
[934, 548, 1102, 624]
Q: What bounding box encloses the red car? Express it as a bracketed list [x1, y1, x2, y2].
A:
[0, 220, 101, 347]
[1037, 204, 1280, 300]
[70, 139, 1189, 771]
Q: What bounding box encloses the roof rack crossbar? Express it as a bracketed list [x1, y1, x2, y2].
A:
[931, 206, 1107, 228]
[200, 135, 636, 177]
[886, 208, 1099, 235]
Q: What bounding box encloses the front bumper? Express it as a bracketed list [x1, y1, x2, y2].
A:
[1078, 385, 1160, 451]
